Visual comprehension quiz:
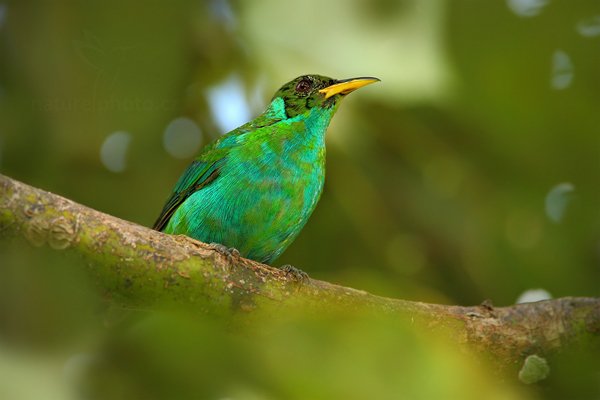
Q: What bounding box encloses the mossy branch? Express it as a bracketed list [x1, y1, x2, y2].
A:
[1, 173, 598, 368]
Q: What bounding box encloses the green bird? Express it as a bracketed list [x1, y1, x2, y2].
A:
[153, 74, 379, 266]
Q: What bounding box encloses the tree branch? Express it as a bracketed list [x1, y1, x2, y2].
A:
[1, 173, 598, 368]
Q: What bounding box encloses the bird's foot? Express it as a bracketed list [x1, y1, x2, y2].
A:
[209, 242, 241, 263]
[280, 264, 309, 282]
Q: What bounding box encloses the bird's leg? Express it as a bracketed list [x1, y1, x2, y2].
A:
[280, 264, 309, 282]
[209, 242, 241, 263]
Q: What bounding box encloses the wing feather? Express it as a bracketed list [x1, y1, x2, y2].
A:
[152, 159, 222, 231]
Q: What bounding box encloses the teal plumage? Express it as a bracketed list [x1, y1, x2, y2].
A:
[153, 75, 378, 264]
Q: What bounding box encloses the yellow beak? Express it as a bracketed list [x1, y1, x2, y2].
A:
[319, 77, 380, 99]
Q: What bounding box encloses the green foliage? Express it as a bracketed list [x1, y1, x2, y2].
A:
[77, 310, 526, 400]
[519, 355, 550, 384]
[0, 0, 598, 398]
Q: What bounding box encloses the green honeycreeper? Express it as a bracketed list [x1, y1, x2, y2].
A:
[153, 75, 379, 265]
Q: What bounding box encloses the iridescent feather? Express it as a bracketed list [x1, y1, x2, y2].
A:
[153, 75, 378, 264]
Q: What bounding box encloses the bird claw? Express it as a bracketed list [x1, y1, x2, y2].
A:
[280, 264, 309, 282]
[209, 242, 241, 262]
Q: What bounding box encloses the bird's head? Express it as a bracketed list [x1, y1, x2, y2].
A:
[270, 75, 379, 119]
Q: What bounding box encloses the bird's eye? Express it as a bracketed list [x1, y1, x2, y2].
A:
[295, 79, 311, 94]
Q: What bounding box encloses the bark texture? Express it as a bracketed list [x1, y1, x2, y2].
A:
[1, 173, 598, 366]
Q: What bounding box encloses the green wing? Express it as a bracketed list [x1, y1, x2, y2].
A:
[152, 109, 282, 231]
[152, 159, 223, 231]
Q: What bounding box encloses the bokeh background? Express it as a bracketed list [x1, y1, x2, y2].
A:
[0, 0, 598, 399]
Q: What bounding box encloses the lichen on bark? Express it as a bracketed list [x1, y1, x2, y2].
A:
[0, 173, 599, 369]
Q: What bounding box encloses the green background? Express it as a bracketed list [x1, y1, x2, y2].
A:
[0, 1, 598, 398]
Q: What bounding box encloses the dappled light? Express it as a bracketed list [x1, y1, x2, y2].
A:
[162, 117, 203, 159]
[206, 74, 253, 134]
[99, 131, 132, 173]
[516, 288, 552, 304]
[1, 0, 599, 398]
[506, 0, 549, 18]
[545, 182, 575, 223]
[551, 50, 574, 90]
[576, 15, 600, 37]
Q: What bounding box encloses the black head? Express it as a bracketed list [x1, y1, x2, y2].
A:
[271, 74, 379, 118]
